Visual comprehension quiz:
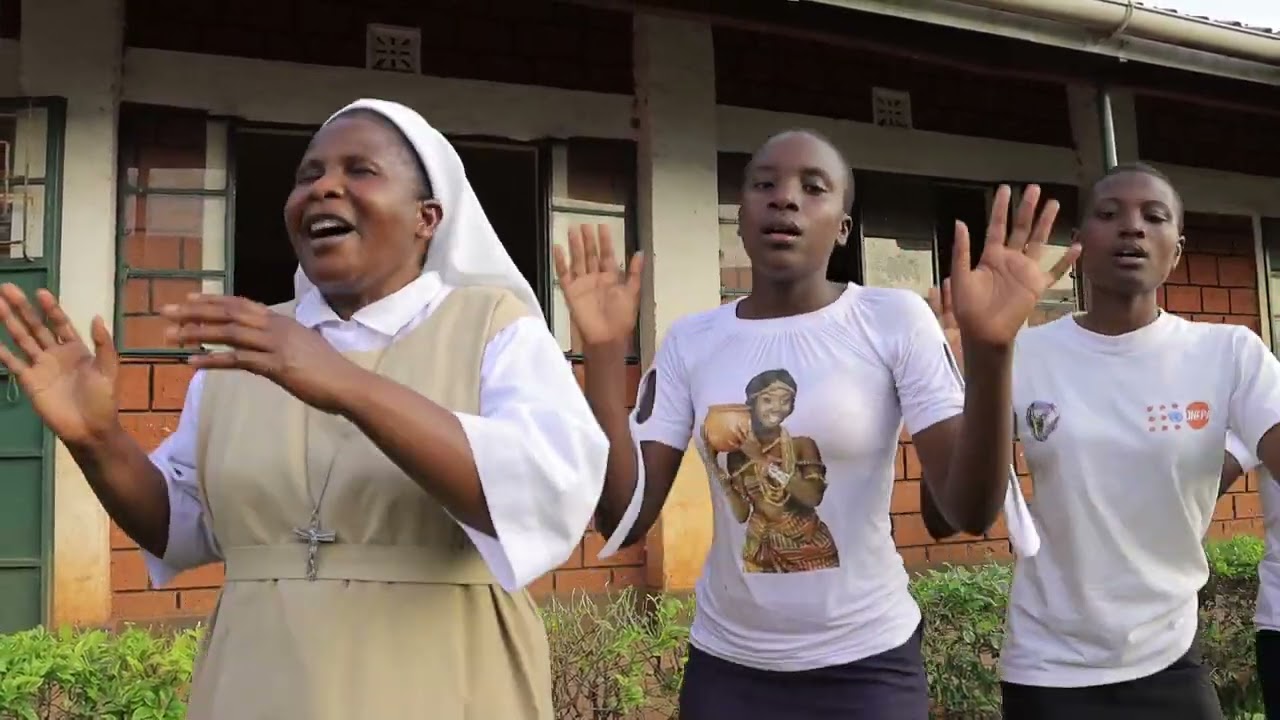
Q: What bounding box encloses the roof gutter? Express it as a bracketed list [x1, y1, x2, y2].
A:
[800, 0, 1280, 85]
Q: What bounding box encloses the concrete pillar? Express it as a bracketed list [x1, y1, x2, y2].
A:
[20, 0, 123, 627]
[633, 14, 721, 592]
[1067, 84, 1142, 188]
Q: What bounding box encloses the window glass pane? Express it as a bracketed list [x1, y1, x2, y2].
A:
[860, 172, 936, 293]
[4, 183, 43, 260]
[10, 106, 48, 180]
[122, 111, 227, 192]
[1019, 184, 1081, 327]
[118, 109, 229, 352]
[549, 200, 628, 354]
[0, 107, 49, 259]
[1263, 218, 1280, 348]
[719, 205, 749, 303]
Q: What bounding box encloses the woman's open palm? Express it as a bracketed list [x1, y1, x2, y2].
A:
[0, 284, 120, 446]
[553, 224, 644, 347]
[949, 185, 1080, 348]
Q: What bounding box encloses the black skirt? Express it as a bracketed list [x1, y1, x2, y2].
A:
[1256, 629, 1280, 718]
[1001, 643, 1223, 720]
[678, 623, 929, 720]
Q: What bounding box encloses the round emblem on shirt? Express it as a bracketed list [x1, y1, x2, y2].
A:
[1025, 401, 1060, 442]
[1186, 401, 1211, 430]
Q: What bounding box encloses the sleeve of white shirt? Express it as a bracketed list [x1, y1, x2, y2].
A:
[143, 370, 224, 588]
[1227, 326, 1280, 460]
[591, 322, 698, 558]
[1226, 429, 1261, 472]
[629, 324, 696, 450]
[453, 316, 610, 592]
[887, 292, 966, 435]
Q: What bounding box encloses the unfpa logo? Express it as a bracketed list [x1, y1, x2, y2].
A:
[1148, 401, 1211, 432]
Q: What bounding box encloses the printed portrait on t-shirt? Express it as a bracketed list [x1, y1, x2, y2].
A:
[699, 368, 840, 574]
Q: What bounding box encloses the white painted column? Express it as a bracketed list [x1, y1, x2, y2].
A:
[633, 14, 721, 592]
[20, 0, 123, 627]
[1066, 84, 1142, 309]
[1066, 84, 1141, 187]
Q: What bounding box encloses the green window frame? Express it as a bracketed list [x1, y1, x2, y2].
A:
[114, 111, 236, 357]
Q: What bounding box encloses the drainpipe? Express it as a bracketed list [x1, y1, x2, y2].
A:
[1097, 85, 1118, 171]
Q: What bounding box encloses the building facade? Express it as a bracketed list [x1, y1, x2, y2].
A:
[2, 0, 1280, 631]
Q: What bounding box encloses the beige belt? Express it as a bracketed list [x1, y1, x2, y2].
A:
[222, 544, 497, 585]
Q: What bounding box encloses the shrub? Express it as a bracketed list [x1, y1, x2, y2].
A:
[0, 537, 1266, 719]
[0, 625, 199, 719]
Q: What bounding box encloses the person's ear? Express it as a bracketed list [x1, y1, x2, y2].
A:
[417, 199, 443, 242]
[836, 214, 853, 247]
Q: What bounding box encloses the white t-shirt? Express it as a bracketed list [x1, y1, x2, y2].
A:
[1000, 312, 1280, 688]
[1223, 432, 1280, 633]
[633, 283, 965, 672]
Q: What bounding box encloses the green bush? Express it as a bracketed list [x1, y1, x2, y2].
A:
[0, 537, 1267, 719]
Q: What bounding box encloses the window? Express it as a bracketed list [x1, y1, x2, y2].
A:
[548, 139, 640, 362]
[858, 172, 1081, 327]
[115, 105, 631, 367]
[859, 172, 939, 296]
[0, 105, 51, 262]
[1261, 217, 1280, 347]
[115, 105, 230, 355]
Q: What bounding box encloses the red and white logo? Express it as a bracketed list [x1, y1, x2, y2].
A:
[1185, 401, 1211, 430]
[1146, 401, 1211, 432]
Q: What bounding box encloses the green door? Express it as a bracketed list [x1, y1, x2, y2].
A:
[0, 99, 63, 634]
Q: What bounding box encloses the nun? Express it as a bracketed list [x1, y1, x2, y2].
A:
[0, 98, 608, 719]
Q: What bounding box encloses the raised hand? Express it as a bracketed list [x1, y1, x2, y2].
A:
[0, 284, 121, 446]
[552, 224, 644, 348]
[949, 185, 1079, 348]
[161, 295, 358, 414]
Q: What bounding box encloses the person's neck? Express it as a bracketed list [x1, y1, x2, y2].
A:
[319, 272, 419, 320]
[738, 277, 843, 320]
[1076, 287, 1161, 336]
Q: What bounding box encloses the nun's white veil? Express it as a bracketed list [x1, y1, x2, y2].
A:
[292, 98, 541, 316]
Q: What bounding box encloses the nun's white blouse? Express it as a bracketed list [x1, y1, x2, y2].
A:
[143, 270, 609, 592]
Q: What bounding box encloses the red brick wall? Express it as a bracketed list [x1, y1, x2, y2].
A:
[1135, 94, 1280, 178]
[1159, 213, 1265, 540]
[714, 27, 1073, 148]
[123, 0, 631, 95]
[112, 104, 224, 622]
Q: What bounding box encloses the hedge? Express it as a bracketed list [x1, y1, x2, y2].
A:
[0, 536, 1267, 719]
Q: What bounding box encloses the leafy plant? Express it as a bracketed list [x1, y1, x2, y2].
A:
[0, 625, 199, 719]
[0, 538, 1267, 719]
[543, 587, 692, 719]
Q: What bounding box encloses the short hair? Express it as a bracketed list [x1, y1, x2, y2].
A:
[1086, 161, 1183, 230]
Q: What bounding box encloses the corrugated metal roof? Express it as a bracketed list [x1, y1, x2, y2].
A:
[1137, 2, 1280, 36]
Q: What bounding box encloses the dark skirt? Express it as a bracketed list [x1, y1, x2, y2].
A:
[1257, 630, 1280, 718]
[1001, 643, 1223, 720]
[678, 623, 929, 720]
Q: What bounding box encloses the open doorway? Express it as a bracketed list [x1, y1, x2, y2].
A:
[233, 127, 311, 305]
[231, 126, 546, 308]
